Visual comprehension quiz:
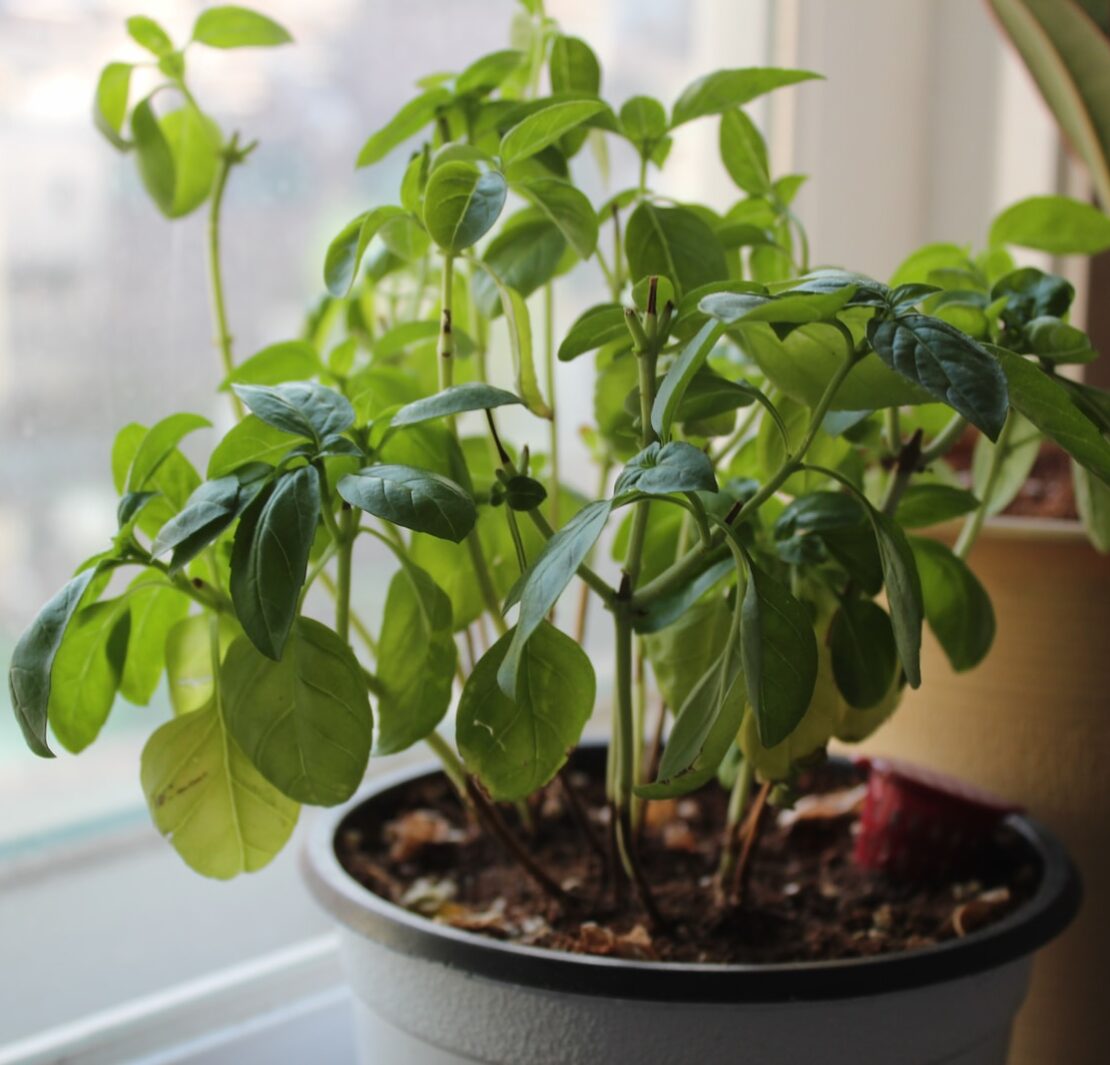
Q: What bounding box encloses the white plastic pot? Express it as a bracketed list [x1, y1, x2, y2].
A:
[302, 752, 1079, 1065]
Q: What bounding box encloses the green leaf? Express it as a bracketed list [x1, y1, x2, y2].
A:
[775, 491, 864, 537]
[867, 315, 1009, 440]
[324, 206, 406, 297]
[990, 195, 1110, 254]
[719, 108, 771, 194]
[987, 0, 1110, 208]
[222, 341, 324, 388]
[230, 466, 321, 660]
[423, 162, 508, 253]
[620, 95, 668, 152]
[132, 100, 222, 219]
[471, 260, 551, 418]
[500, 100, 606, 164]
[192, 5, 292, 48]
[165, 614, 239, 716]
[651, 320, 726, 439]
[549, 36, 601, 95]
[972, 411, 1041, 515]
[1025, 316, 1097, 364]
[829, 599, 898, 709]
[8, 568, 99, 757]
[642, 595, 732, 708]
[889, 242, 973, 288]
[458, 623, 595, 801]
[375, 561, 456, 755]
[338, 464, 476, 542]
[93, 63, 133, 149]
[992, 267, 1074, 324]
[472, 216, 566, 316]
[222, 617, 371, 805]
[614, 441, 717, 498]
[141, 699, 299, 879]
[557, 303, 627, 362]
[131, 96, 176, 215]
[672, 367, 756, 423]
[208, 415, 299, 478]
[391, 382, 522, 428]
[869, 510, 924, 687]
[127, 15, 174, 55]
[702, 285, 858, 325]
[741, 561, 818, 747]
[516, 178, 599, 258]
[113, 423, 201, 540]
[1075, 460, 1110, 552]
[910, 537, 996, 672]
[357, 88, 451, 168]
[120, 576, 190, 706]
[232, 382, 354, 445]
[625, 201, 728, 298]
[48, 596, 130, 754]
[125, 412, 211, 494]
[671, 67, 820, 126]
[497, 500, 611, 696]
[504, 475, 548, 511]
[894, 484, 981, 528]
[457, 49, 525, 94]
[994, 348, 1110, 485]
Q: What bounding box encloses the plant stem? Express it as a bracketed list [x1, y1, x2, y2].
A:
[334, 507, 356, 642]
[954, 412, 1015, 559]
[543, 282, 560, 527]
[208, 134, 244, 421]
[320, 571, 378, 654]
[717, 756, 754, 888]
[423, 729, 470, 804]
[919, 413, 968, 466]
[730, 779, 772, 905]
[879, 428, 924, 516]
[439, 253, 455, 390]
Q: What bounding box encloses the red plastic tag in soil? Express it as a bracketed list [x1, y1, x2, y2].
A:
[853, 757, 1023, 879]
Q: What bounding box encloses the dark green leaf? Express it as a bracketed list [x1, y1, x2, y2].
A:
[392, 382, 522, 427]
[222, 617, 371, 805]
[910, 537, 996, 672]
[992, 267, 1074, 324]
[990, 195, 1110, 254]
[994, 348, 1110, 485]
[719, 108, 770, 194]
[376, 560, 456, 755]
[557, 303, 627, 361]
[869, 510, 923, 687]
[625, 201, 728, 298]
[500, 100, 606, 164]
[634, 558, 733, 635]
[505, 476, 547, 511]
[338, 464, 476, 542]
[232, 382, 354, 445]
[867, 315, 1009, 440]
[357, 87, 453, 167]
[497, 500, 611, 696]
[324, 206, 406, 296]
[614, 441, 717, 498]
[741, 561, 818, 747]
[829, 599, 898, 709]
[671, 67, 820, 126]
[230, 466, 321, 660]
[774, 491, 864, 538]
[8, 568, 99, 757]
[1025, 317, 1097, 364]
[423, 162, 508, 253]
[458, 623, 595, 801]
[894, 484, 980, 528]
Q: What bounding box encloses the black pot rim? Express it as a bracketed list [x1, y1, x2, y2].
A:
[301, 748, 1081, 1004]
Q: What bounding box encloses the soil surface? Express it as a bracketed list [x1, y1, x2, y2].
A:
[336, 759, 1040, 965]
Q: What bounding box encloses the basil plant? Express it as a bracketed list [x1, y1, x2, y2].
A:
[10, 2, 1110, 896]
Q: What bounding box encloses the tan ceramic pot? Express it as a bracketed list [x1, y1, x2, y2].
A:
[858, 518, 1110, 1065]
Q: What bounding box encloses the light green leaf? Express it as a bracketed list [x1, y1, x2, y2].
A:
[208, 416, 301, 478]
[671, 67, 820, 127]
[193, 6, 292, 48]
[127, 15, 174, 55]
[338, 464, 476, 542]
[1025, 317, 1097, 364]
[498, 500, 611, 697]
[642, 596, 731, 711]
[500, 100, 606, 164]
[165, 613, 240, 716]
[472, 216, 566, 316]
[125, 412, 211, 494]
[972, 410, 1041, 515]
[625, 201, 728, 297]
[357, 88, 452, 168]
[458, 623, 595, 801]
[324, 206, 407, 297]
[990, 195, 1110, 254]
[516, 178, 598, 258]
[423, 162, 507, 253]
[8, 568, 99, 757]
[910, 537, 996, 672]
[142, 699, 299, 879]
[549, 36, 601, 95]
[375, 560, 456, 755]
[457, 49, 526, 94]
[558, 303, 627, 362]
[222, 341, 324, 389]
[222, 617, 372, 805]
[741, 561, 818, 747]
[120, 576, 190, 706]
[620, 95, 668, 152]
[651, 319, 726, 439]
[1075, 460, 1110, 552]
[93, 63, 132, 149]
[230, 466, 321, 660]
[719, 108, 771, 194]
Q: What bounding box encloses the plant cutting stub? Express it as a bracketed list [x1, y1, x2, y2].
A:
[853, 757, 1023, 879]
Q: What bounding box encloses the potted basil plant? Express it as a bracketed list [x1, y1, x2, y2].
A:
[8, 5, 1092, 1064]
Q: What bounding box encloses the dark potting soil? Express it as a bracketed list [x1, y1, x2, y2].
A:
[336, 759, 1040, 965]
